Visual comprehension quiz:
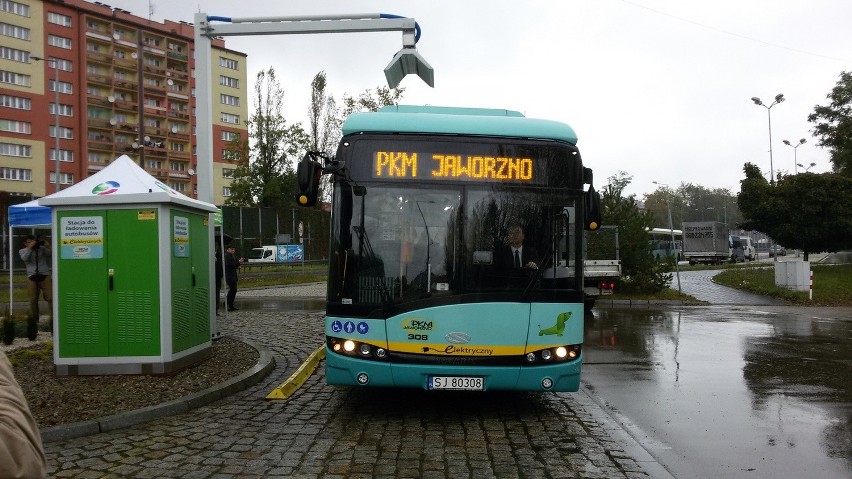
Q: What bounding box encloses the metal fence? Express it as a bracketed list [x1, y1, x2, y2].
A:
[220, 206, 330, 261]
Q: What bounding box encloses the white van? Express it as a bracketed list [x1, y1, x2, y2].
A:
[739, 236, 756, 261]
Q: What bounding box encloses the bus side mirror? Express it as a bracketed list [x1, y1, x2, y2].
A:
[295, 153, 322, 207]
[584, 186, 602, 231]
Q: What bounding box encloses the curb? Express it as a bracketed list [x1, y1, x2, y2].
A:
[40, 337, 276, 443]
[578, 384, 676, 479]
[595, 299, 707, 308]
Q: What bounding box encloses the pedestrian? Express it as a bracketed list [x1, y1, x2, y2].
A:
[0, 350, 47, 478]
[18, 235, 52, 334]
[224, 245, 244, 311]
[214, 243, 224, 315]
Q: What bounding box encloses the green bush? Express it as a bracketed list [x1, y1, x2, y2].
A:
[619, 262, 673, 294]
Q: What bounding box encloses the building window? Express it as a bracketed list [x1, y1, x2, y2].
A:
[146, 160, 162, 170]
[0, 70, 29, 86]
[51, 57, 72, 72]
[0, 167, 31, 181]
[223, 186, 232, 197]
[220, 113, 240, 124]
[49, 80, 73, 94]
[0, 22, 29, 40]
[0, 94, 30, 110]
[0, 142, 31, 157]
[143, 36, 161, 47]
[48, 34, 72, 49]
[0, 0, 29, 16]
[50, 149, 73, 162]
[0, 46, 28, 63]
[47, 12, 72, 27]
[222, 150, 240, 161]
[49, 172, 74, 185]
[88, 152, 109, 164]
[50, 104, 74, 116]
[170, 182, 186, 192]
[219, 75, 239, 88]
[221, 131, 240, 142]
[49, 126, 73, 139]
[0, 119, 31, 134]
[220, 93, 240, 106]
[222, 168, 235, 178]
[218, 57, 239, 70]
[170, 143, 186, 152]
[170, 161, 186, 171]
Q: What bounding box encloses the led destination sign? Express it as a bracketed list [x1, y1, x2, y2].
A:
[374, 151, 534, 182]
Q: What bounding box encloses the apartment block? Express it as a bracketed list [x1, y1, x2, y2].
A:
[0, 0, 248, 205]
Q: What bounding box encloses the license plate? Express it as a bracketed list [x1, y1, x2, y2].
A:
[428, 376, 484, 391]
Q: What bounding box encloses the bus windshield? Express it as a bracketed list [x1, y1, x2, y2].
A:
[327, 135, 585, 316]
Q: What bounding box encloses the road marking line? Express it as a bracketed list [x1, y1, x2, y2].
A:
[266, 345, 325, 400]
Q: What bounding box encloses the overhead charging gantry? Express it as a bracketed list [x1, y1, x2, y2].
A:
[192, 12, 435, 204]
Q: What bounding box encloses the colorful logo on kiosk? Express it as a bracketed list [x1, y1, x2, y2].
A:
[91, 181, 120, 195]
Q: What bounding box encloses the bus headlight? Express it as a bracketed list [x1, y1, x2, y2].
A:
[523, 344, 581, 366]
[328, 337, 389, 362]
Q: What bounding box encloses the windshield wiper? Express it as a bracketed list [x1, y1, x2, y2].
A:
[352, 225, 396, 313]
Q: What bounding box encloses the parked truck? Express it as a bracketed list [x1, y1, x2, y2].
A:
[247, 244, 304, 263]
[583, 225, 622, 309]
[682, 221, 729, 265]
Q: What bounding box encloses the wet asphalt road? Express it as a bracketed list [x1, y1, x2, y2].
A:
[582, 270, 852, 478]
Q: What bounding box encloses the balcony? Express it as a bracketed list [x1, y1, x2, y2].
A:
[87, 117, 113, 128]
[87, 95, 111, 107]
[167, 111, 190, 120]
[86, 51, 112, 64]
[87, 73, 111, 85]
[88, 140, 115, 152]
[113, 79, 139, 90]
[167, 51, 188, 61]
[114, 99, 138, 111]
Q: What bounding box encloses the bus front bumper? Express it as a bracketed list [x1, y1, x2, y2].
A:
[325, 348, 582, 392]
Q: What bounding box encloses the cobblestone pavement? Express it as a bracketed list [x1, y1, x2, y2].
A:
[42, 284, 659, 478]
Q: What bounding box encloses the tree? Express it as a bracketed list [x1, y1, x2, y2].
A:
[226, 68, 309, 208]
[601, 172, 670, 293]
[738, 163, 852, 260]
[307, 71, 340, 156]
[808, 71, 852, 176]
[644, 184, 741, 229]
[341, 85, 405, 117]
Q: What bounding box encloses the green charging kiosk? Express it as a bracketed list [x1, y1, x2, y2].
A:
[40, 156, 218, 375]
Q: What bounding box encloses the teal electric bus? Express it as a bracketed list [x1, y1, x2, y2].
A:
[296, 105, 601, 392]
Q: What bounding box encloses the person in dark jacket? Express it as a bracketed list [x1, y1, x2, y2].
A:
[499, 224, 539, 269]
[214, 244, 224, 314]
[18, 235, 52, 326]
[224, 245, 244, 311]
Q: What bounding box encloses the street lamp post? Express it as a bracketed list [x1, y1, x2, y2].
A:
[653, 181, 681, 294]
[751, 94, 785, 184]
[797, 161, 816, 172]
[782, 138, 807, 174]
[31, 56, 61, 193]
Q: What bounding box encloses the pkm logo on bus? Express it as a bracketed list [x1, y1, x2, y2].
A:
[401, 318, 435, 332]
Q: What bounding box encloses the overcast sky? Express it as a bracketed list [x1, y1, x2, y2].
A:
[104, 0, 852, 197]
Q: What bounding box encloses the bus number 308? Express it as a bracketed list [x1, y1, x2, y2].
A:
[408, 334, 428, 341]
